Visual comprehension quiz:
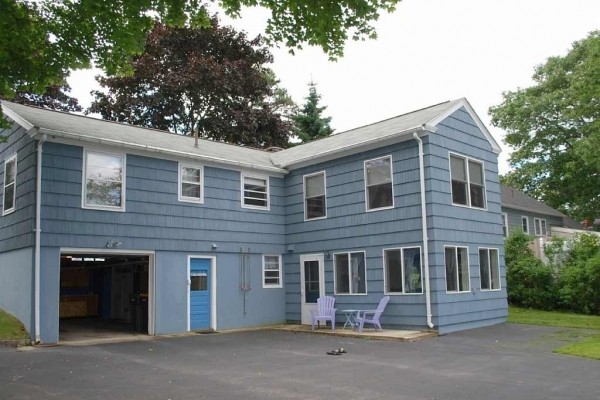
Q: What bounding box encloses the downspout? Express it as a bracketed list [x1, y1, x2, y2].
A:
[413, 132, 434, 329]
[34, 132, 47, 343]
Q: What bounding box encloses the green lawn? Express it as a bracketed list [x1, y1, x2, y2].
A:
[0, 308, 29, 340]
[509, 306, 600, 360]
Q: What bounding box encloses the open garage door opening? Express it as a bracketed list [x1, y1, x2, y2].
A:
[59, 253, 151, 343]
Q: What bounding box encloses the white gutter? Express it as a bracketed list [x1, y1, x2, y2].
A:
[274, 124, 438, 169]
[413, 132, 434, 329]
[34, 131, 47, 343]
[37, 127, 288, 175]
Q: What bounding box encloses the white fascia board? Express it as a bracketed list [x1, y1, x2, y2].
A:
[39, 127, 288, 176]
[275, 125, 436, 170]
[2, 104, 35, 132]
[427, 98, 502, 154]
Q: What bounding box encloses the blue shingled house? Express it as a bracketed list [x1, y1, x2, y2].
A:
[0, 98, 507, 344]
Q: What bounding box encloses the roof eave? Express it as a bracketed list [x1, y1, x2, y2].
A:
[274, 124, 437, 169]
[39, 127, 288, 175]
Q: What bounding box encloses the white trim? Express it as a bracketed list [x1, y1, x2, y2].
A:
[303, 171, 327, 221]
[333, 250, 368, 295]
[187, 255, 217, 331]
[521, 215, 529, 234]
[240, 172, 270, 210]
[382, 246, 424, 295]
[444, 245, 471, 294]
[262, 254, 283, 288]
[58, 248, 156, 336]
[1, 103, 34, 131]
[502, 212, 509, 238]
[35, 125, 288, 175]
[178, 162, 204, 204]
[82, 149, 126, 212]
[272, 125, 433, 169]
[364, 155, 395, 212]
[426, 98, 502, 154]
[448, 151, 487, 210]
[478, 247, 501, 291]
[2, 153, 17, 215]
[299, 253, 325, 325]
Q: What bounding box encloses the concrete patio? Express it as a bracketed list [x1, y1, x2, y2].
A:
[273, 324, 437, 342]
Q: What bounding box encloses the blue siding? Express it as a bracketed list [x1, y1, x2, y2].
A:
[35, 143, 286, 341]
[0, 123, 36, 252]
[0, 247, 34, 337]
[283, 141, 429, 328]
[426, 107, 507, 332]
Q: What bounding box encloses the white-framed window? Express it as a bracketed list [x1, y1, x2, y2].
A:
[445, 246, 470, 293]
[479, 248, 500, 291]
[262, 254, 282, 288]
[534, 218, 547, 236]
[334, 251, 367, 295]
[241, 173, 269, 210]
[502, 212, 509, 238]
[521, 216, 529, 234]
[449, 153, 486, 209]
[178, 163, 204, 203]
[304, 171, 326, 220]
[384, 246, 423, 294]
[2, 154, 17, 215]
[82, 150, 125, 211]
[364, 155, 394, 211]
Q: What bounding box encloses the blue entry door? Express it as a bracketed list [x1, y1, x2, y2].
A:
[189, 258, 211, 330]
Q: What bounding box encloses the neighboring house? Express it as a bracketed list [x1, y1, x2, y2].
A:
[0, 98, 507, 344]
[500, 184, 584, 238]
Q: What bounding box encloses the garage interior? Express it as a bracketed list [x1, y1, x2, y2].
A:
[59, 254, 150, 342]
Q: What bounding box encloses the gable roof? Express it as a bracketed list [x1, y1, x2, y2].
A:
[500, 184, 566, 218]
[271, 97, 501, 168]
[1, 101, 287, 175]
[2, 97, 501, 173]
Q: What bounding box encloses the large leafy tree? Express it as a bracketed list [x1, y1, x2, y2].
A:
[490, 31, 600, 221]
[0, 0, 400, 124]
[293, 81, 334, 142]
[89, 21, 293, 148]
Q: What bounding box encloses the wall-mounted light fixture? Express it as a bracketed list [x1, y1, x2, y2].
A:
[287, 244, 295, 252]
[211, 243, 218, 250]
[325, 251, 331, 260]
[106, 240, 122, 249]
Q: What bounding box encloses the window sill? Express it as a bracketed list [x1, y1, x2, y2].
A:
[82, 205, 126, 212]
[384, 291, 424, 296]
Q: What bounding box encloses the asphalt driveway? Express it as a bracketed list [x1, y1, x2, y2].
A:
[1, 323, 598, 400]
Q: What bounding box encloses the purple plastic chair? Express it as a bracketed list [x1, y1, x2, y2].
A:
[355, 296, 390, 333]
[311, 296, 337, 331]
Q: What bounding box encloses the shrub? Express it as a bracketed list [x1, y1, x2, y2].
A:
[558, 253, 600, 315]
[505, 230, 558, 309]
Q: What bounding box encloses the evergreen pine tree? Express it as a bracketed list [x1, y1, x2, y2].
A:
[293, 81, 334, 142]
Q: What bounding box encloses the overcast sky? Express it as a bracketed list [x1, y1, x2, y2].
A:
[68, 0, 600, 174]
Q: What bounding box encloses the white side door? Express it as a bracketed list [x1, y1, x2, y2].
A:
[299, 253, 325, 325]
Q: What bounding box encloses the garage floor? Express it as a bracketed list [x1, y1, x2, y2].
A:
[59, 318, 150, 345]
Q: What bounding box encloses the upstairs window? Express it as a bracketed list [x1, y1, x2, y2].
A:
[83, 150, 125, 211]
[445, 246, 470, 293]
[179, 164, 203, 203]
[334, 251, 366, 294]
[304, 171, 326, 220]
[2, 154, 17, 215]
[364, 156, 393, 211]
[450, 154, 486, 209]
[242, 174, 269, 210]
[534, 218, 547, 236]
[502, 213, 509, 237]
